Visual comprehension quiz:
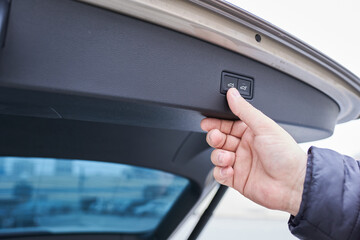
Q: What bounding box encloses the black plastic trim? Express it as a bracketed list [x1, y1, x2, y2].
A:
[0, 0, 340, 142]
[188, 185, 228, 240]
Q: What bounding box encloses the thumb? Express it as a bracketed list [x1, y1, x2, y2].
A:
[226, 88, 277, 135]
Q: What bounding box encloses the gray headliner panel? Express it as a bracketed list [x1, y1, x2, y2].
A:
[0, 0, 339, 142]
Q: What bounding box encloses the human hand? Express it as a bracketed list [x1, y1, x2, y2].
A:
[201, 88, 307, 216]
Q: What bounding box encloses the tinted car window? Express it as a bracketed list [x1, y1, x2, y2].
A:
[0, 157, 189, 234]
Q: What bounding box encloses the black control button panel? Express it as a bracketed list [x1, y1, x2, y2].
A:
[220, 72, 254, 99]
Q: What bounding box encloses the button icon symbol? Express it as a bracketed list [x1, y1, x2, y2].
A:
[239, 85, 247, 91]
[227, 82, 235, 88]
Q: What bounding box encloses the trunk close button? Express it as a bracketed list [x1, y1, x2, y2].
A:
[220, 75, 238, 94]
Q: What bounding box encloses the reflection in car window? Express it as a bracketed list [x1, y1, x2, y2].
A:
[0, 157, 189, 234]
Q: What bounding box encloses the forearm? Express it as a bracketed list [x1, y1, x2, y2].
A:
[289, 147, 360, 240]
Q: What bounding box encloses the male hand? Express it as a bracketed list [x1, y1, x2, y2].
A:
[201, 88, 307, 216]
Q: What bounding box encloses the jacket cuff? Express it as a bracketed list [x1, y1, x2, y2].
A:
[288, 147, 333, 240]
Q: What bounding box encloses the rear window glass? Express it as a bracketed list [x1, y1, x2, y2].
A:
[0, 157, 189, 235]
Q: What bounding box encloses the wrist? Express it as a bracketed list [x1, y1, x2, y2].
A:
[287, 152, 307, 216]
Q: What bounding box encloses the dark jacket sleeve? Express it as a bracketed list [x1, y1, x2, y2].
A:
[288, 147, 360, 240]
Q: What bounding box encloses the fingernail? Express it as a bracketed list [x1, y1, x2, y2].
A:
[230, 88, 240, 98]
[220, 167, 227, 177]
[208, 131, 214, 144]
[218, 152, 224, 165]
